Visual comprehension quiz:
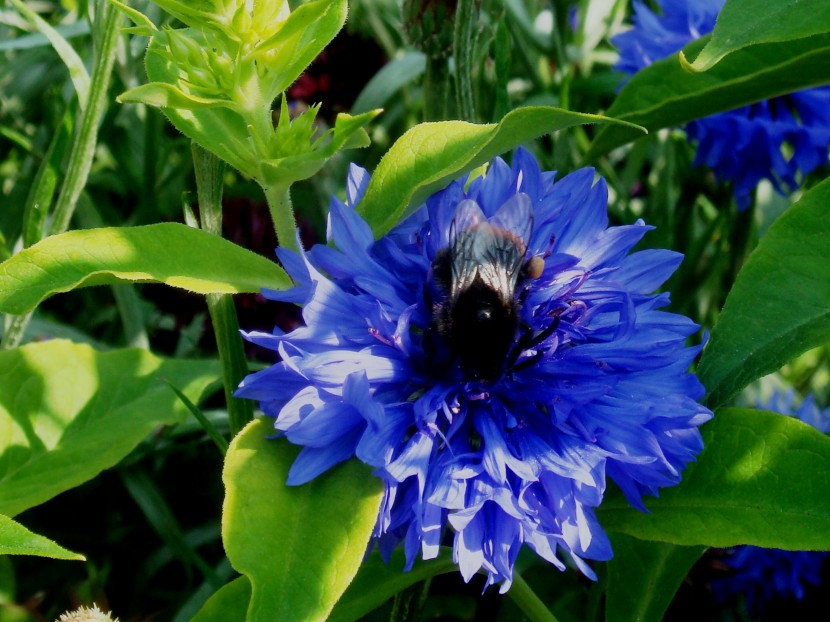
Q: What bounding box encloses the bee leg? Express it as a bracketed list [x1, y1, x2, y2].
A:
[506, 314, 561, 372]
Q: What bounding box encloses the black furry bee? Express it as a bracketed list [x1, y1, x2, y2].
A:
[431, 194, 544, 382]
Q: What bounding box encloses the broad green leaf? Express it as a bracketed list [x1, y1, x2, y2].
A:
[598, 408, 830, 549]
[0, 223, 289, 315]
[0, 340, 221, 517]
[9, 0, 90, 111]
[586, 33, 830, 160]
[191, 576, 250, 622]
[356, 107, 644, 237]
[0, 514, 85, 560]
[254, 0, 347, 102]
[222, 419, 384, 622]
[329, 548, 457, 622]
[606, 534, 705, 622]
[685, 0, 830, 71]
[698, 178, 830, 407]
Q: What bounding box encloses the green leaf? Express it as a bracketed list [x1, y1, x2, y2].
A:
[107, 0, 158, 33]
[586, 33, 830, 160]
[352, 52, 426, 114]
[191, 576, 250, 622]
[9, 0, 90, 111]
[0, 340, 221, 517]
[606, 534, 705, 622]
[698, 178, 830, 407]
[356, 107, 644, 237]
[684, 0, 830, 71]
[254, 0, 347, 102]
[598, 408, 830, 549]
[222, 419, 384, 622]
[117, 82, 236, 111]
[329, 548, 457, 622]
[0, 223, 289, 315]
[0, 514, 85, 560]
[260, 109, 379, 186]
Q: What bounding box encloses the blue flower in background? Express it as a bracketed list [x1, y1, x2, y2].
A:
[715, 391, 830, 613]
[612, 0, 830, 210]
[238, 148, 713, 591]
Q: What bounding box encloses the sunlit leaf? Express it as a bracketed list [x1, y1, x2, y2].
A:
[0, 223, 289, 315]
[117, 82, 236, 111]
[222, 419, 384, 622]
[357, 106, 644, 237]
[598, 409, 830, 549]
[684, 0, 830, 71]
[0, 514, 85, 560]
[0, 340, 220, 517]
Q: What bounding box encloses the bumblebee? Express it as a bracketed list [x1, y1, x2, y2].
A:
[430, 194, 544, 382]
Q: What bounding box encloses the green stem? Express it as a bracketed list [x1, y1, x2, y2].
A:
[192, 143, 254, 437]
[264, 182, 299, 252]
[206, 294, 254, 437]
[506, 573, 560, 622]
[2, 0, 120, 351]
[422, 55, 450, 122]
[453, 0, 477, 122]
[389, 578, 431, 622]
[22, 106, 74, 247]
[49, 0, 120, 236]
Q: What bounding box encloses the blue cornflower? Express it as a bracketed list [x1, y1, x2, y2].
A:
[238, 148, 713, 591]
[714, 391, 830, 613]
[612, 0, 830, 210]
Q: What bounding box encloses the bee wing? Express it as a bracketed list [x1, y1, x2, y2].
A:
[448, 194, 533, 305]
[449, 199, 487, 241]
[476, 193, 534, 302]
[471, 224, 526, 305]
[448, 200, 488, 295]
[490, 192, 533, 256]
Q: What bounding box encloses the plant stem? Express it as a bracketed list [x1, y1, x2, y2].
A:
[389, 578, 431, 622]
[192, 143, 254, 437]
[507, 573, 560, 622]
[49, 0, 120, 236]
[423, 56, 450, 122]
[1, 0, 121, 350]
[264, 182, 299, 252]
[206, 293, 254, 437]
[453, 0, 477, 122]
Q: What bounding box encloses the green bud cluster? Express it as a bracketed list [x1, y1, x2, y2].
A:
[114, 0, 379, 190]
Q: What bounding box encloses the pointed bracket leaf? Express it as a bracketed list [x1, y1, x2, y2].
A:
[683, 0, 830, 71]
[356, 107, 645, 238]
[586, 32, 830, 160]
[0, 514, 85, 560]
